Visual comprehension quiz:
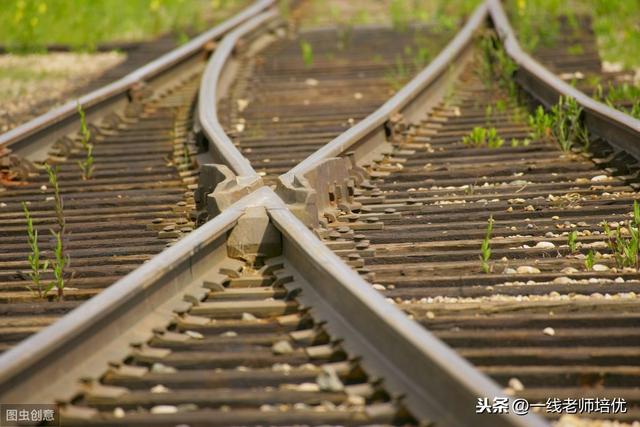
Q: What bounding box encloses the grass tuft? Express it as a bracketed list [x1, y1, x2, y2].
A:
[480, 215, 494, 273]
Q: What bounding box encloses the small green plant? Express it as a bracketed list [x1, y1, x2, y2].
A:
[183, 141, 191, 167]
[545, 96, 590, 152]
[78, 144, 95, 180]
[480, 215, 494, 273]
[48, 230, 68, 300]
[77, 102, 95, 179]
[300, 40, 313, 67]
[44, 164, 67, 299]
[45, 164, 65, 233]
[584, 249, 596, 270]
[389, 0, 409, 32]
[528, 105, 553, 141]
[478, 33, 518, 98]
[602, 201, 640, 270]
[22, 202, 48, 298]
[567, 230, 578, 253]
[463, 126, 504, 148]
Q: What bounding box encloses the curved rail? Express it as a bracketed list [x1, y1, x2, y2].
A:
[0, 185, 544, 426]
[0, 0, 275, 160]
[197, 10, 277, 178]
[279, 1, 489, 187]
[486, 0, 640, 159]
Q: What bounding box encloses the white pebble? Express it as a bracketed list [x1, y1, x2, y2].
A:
[508, 377, 525, 391]
[151, 384, 170, 393]
[535, 241, 555, 249]
[592, 264, 609, 272]
[150, 405, 178, 414]
[543, 327, 555, 336]
[517, 266, 541, 274]
[272, 340, 294, 355]
[241, 312, 257, 321]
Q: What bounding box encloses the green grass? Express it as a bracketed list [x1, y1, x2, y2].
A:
[567, 230, 578, 253]
[602, 201, 640, 270]
[0, 0, 246, 52]
[300, 40, 314, 67]
[77, 102, 94, 180]
[507, 0, 640, 69]
[22, 202, 48, 298]
[463, 126, 504, 148]
[480, 215, 494, 273]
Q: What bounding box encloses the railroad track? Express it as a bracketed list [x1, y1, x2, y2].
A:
[0, 0, 639, 426]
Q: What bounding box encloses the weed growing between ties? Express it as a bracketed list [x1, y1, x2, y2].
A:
[77, 103, 95, 180]
[22, 202, 48, 298]
[602, 201, 640, 270]
[463, 126, 504, 148]
[44, 164, 68, 300]
[595, 82, 640, 119]
[567, 230, 578, 253]
[479, 32, 518, 99]
[480, 215, 494, 273]
[527, 97, 589, 152]
[300, 40, 314, 67]
[584, 249, 596, 271]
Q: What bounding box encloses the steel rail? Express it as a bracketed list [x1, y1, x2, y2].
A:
[264, 190, 546, 427]
[279, 1, 489, 188]
[197, 10, 278, 178]
[0, 187, 258, 403]
[0, 0, 275, 161]
[0, 184, 545, 426]
[486, 0, 640, 159]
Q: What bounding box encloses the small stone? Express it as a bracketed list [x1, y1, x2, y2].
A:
[535, 241, 555, 249]
[372, 284, 386, 290]
[151, 363, 176, 374]
[592, 264, 609, 272]
[40, 185, 47, 191]
[504, 268, 517, 274]
[347, 394, 365, 406]
[221, 331, 237, 337]
[260, 404, 276, 412]
[316, 367, 343, 391]
[150, 405, 178, 414]
[508, 377, 525, 391]
[185, 330, 203, 340]
[272, 340, 294, 354]
[242, 312, 257, 321]
[426, 311, 435, 319]
[517, 266, 541, 274]
[305, 78, 319, 86]
[272, 363, 292, 373]
[590, 175, 609, 182]
[614, 277, 625, 283]
[113, 408, 125, 418]
[151, 384, 170, 393]
[561, 267, 578, 274]
[297, 382, 320, 392]
[553, 277, 572, 285]
[543, 327, 556, 336]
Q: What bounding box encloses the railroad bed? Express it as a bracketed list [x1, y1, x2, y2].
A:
[0, 73, 200, 352]
[524, 14, 639, 117]
[1, 0, 639, 426]
[61, 256, 413, 426]
[220, 25, 452, 183]
[314, 53, 640, 422]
